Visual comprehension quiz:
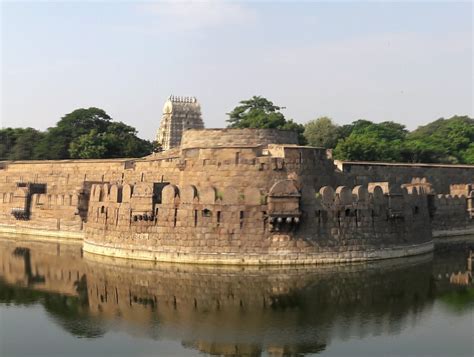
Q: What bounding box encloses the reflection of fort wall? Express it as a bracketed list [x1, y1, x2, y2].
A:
[83, 252, 436, 352]
[0, 238, 85, 297]
[2, 237, 472, 356]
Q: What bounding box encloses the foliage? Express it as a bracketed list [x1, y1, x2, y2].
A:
[0, 128, 45, 160]
[303, 117, 341, 148]
[306, 115, 473, 164]
[1, 108, 153, 160]
[227, 96, 306, 144]
[333, 121, 408, 162]
[405, 116, 474, 164]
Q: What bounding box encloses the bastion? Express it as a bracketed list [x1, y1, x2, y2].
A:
[0, 128, 473, 265]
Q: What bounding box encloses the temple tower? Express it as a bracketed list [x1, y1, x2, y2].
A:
[156, 95, 204, 150]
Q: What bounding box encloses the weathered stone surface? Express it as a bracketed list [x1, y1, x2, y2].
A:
[0, 127, 472, 265]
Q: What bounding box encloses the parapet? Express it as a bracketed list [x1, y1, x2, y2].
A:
[180, 128, 299, 149]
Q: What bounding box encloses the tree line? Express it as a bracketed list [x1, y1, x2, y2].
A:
[227, 96, 474, 164]
[1, 97, 473, 164]
[0, 108, 156, 160]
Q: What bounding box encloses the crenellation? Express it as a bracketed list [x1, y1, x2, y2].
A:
[0, 128, 472, 263]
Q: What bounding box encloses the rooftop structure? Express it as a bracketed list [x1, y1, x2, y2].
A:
[156, 95, 204, 150]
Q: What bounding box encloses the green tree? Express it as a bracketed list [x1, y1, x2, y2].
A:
[333, 121, 407, 162]
[35, 107, 112, 159]
[9, 128, 45, 160]
[226, 96, 306, 144]
[69, 123, 153, 159]
[303, 117, 342, 148]
[0, 128, 44, 160]
[461, 144, 474, 164]
[0, 128, 16, 159]
[406, 115, 474, 164]
[2, 107, 153, 160]
[69, 130, 108, 159]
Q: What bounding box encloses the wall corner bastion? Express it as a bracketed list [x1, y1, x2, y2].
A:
[1, 128, 473, 264]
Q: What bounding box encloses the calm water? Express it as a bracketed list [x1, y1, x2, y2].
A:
[0, 237, 473, 357]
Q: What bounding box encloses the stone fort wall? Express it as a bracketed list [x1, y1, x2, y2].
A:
[337, 161, 474, 194]
[0, 128, 472, 264]
[181, 128, 299, 148]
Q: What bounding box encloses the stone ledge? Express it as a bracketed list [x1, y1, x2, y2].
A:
[83, 240, 434, 266]
[432, 227, 474, 238]
[0, 224, 84, 241]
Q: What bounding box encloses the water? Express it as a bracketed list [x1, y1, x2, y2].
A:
[0, 237, 473, 357]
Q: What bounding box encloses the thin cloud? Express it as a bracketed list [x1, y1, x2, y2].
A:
[139, 1, 257, 32]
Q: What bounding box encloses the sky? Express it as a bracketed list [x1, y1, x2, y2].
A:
[1, 0, 472, 140]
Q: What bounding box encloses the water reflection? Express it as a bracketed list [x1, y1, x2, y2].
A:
[0, 237, 472, 356]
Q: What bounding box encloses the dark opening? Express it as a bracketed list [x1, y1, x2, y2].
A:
[153, 182, 170, 204]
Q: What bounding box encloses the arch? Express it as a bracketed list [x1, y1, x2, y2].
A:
[335, 186, 352, 205]
[200, 186, 217, 204]
[370, 186, 384, 204]
[122, 184, 133, 203]
[162, 184, 179, 204]
[92, 184, 101, 202]
[269, 180, 300, 197]
[108, 185, 120, 203]
[319, 186, 335, 206]
[133, 182, 153, 197]
[180, 185, 198, 204]
[352, 185, 368, 203]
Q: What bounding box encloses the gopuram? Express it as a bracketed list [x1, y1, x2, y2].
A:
[0, 96, 473, 264]
[156, 95, 204, 150]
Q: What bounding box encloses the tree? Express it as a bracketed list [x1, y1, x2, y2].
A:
[333, 121, 407, 162]
[69, 130, 108, 159]
[69, 122, 153, 159]
[405, 115, 474, 164]
[9, 128, 44, 160]
[303, 117, 341, 148]
[3, 107, 153, 160]
[0, 128, 44, 160]
[226, 96, 306, 144]
[36, 107, 112, 159]
[461, 144, 474, 164]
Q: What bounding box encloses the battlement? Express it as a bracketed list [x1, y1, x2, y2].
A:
[1, 110, 473, 263]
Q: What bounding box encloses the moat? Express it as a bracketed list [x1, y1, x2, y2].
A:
[0, 235, 473, 357]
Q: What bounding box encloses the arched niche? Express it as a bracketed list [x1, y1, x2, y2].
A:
[162, 184, 179, 204]
[200, 187, 217, 204]
[180, 185, 198, 204]
[336, 186, 352, 205]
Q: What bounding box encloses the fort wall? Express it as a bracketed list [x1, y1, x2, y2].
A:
[337, 161, 474, 194]
[0, 129, 472, 264]
[180, 128, 299, 148]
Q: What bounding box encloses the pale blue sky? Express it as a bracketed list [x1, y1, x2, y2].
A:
[1, 1, 472, 140]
